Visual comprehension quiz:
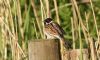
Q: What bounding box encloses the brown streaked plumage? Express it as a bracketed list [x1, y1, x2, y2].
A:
[44, 18, 65, 40]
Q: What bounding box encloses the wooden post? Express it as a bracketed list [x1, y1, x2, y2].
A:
[28, 39, 61, 60]
[63, 49, 89, 60]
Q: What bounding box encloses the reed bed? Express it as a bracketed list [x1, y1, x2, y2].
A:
[0, 0, 100, 60]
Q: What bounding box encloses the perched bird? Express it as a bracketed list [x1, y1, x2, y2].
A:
[43, 18, 69, 59]
[44, 18, 65, 42]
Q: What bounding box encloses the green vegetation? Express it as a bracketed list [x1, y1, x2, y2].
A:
[0, 0, 100, 60]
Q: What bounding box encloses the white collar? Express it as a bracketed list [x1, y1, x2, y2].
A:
[46, 21, 53, 25]
[49, 21, 53, 23]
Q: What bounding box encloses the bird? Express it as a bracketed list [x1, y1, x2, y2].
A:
[43, 18, 69, 59]
[43, 18, 65, 41]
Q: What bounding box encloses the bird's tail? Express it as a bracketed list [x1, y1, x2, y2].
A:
[60, 37, 71, 49]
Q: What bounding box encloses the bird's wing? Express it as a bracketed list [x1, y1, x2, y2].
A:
[52, 22, 65, 36]
[44, 23, 59, 36]
[44, 22, 65, 39]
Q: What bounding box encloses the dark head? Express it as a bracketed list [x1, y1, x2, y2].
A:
[44, 18, 53, 25]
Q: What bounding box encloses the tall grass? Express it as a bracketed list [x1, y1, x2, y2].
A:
[0, 0, 100, 60]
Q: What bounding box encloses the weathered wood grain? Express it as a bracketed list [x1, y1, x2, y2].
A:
[28, 39, 61, 60]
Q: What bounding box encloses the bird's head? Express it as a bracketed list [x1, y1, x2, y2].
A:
[44, 18, 53, 25]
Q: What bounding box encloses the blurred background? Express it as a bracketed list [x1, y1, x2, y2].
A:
[0, 0, 100, 60]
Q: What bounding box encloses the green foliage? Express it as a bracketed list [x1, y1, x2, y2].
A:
[0, 0, 100, 60]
